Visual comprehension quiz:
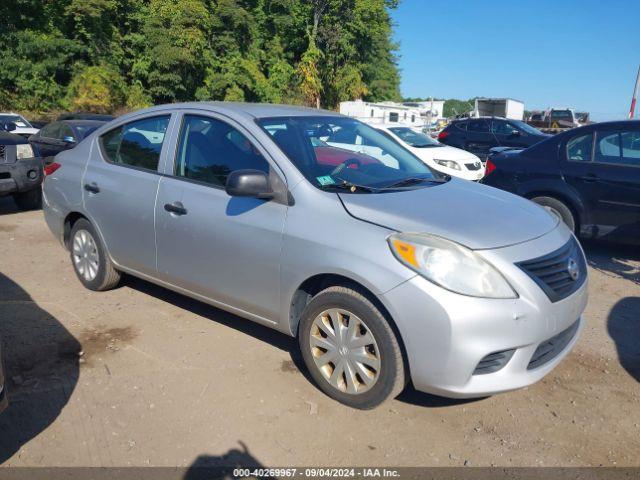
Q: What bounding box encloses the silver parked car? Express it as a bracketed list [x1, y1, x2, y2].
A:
[42, 103, 588, 409]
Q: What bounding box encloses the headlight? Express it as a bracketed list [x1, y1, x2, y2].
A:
[388, 233, 517, 298]
[434, 159, 461, 170]
[16, 144, 34, 160]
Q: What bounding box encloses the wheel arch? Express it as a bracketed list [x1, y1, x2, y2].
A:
[520, 184, 586, 230]
[288, 273, 410, 377]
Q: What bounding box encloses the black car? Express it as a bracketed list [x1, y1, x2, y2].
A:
[483, 120, 640, 244]
[29, 120, 106, 164]
[438, 117, 549, 159]
[0, 122, 43, 210]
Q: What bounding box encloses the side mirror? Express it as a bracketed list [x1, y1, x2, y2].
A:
[510, 130, 521, 137]
[1, 122, 17, 132]
[225, 169, 273, 199]
[63, 135, 76, 144]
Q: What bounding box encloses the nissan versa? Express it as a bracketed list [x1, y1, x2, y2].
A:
[42, 103, 588, 409]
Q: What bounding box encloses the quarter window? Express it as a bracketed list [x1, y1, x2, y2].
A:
[175, 115, 270, 187]
[566, 133, 592, 162]
[99, 115, 170, 172]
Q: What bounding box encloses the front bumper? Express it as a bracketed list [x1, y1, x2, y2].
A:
[381, 225, 588, 398]
[0, 157, 43, 196]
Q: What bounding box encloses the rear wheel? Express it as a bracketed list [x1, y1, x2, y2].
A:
[13, 188, 42, 211]
[298, 286, 405, 409]
[69, 219, 121, 291]
[531, 196, 576, 233]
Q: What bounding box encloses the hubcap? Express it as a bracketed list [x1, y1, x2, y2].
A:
[309, 308, 381, 395]
[72, 229, 99, 282]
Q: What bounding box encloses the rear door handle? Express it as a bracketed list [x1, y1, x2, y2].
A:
[579, 174, 598, 182]
[84, 182, 100, 194]
[164, 202, 187, 216]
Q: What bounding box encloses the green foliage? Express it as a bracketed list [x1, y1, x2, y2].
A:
[0, 0, 402, 113]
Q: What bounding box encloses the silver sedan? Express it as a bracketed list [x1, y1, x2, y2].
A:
[42, 102, 588, 409]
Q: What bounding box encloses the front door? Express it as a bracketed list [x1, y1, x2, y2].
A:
[491, 119, 530, 149]
[83, 114, 172, 274]
[155, 113, 287, 322]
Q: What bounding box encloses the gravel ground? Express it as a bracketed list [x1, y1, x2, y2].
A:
[0, 196, 638, 468]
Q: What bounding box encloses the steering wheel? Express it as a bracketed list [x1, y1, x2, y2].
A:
[330, 158, 362, 176]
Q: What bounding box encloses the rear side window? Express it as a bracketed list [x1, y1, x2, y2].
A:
[453, 121, 467, 131]
[620, 131, 640, 166]
[566, 133, 592, 162]
[99, 115, 170, 172]
[466, 119, 489, 133]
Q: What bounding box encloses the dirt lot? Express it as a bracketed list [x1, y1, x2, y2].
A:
[0, 196, 638, 469]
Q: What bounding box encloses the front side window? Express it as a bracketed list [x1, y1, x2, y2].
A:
[566, 133, 593, 162]
[258, 116, 436, 192]
[175, 115, 270, 187]
[99, 115, 170, 171]
[40, 122, 61, 139]
[491, 121, 519, 135]
[59, 124, 75, 141]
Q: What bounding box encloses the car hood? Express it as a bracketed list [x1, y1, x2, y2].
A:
[339, 179, 558, 250]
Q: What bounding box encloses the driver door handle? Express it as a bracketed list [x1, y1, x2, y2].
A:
[579, 174, 598, 182]
[164, 201, 188, 216]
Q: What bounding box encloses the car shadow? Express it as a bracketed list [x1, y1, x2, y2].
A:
[123, 276, 478, 409]
[582, 240, 640, 285]
[0, 272, 81, 464]
[607, 297, 640, 383]
[184, 441, 273, 480]
[0, 196, 18, 215]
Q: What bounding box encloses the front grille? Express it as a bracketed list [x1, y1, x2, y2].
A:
[473, 349, 515, 375]
[517, 237, 586, 302]
[528, 319, 580, 370]
[465, 162, 481, 170]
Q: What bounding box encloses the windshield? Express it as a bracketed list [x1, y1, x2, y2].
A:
[387, 127, 440, 147]
[0, 114, 32, 128]
[257, 116, 437, 192]
[511, 120, 543, 135]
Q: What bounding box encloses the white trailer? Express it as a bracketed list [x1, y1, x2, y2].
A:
[473, 98, 524, 120]
[339, 100, 425, 129]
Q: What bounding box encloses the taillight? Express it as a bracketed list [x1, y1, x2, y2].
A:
[44, 162, 61, 176]
[437, 130, 450, 140]
[485, 159, 497, 175]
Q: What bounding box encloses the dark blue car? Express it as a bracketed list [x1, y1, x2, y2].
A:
[483, 120, 640, 245]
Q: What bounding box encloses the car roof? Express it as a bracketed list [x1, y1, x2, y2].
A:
[119, 102, 341, 121]
[60, 119, 107, 127]
[372, 124, 417, 129]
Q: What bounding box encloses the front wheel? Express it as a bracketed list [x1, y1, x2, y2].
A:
[298, 286, 406, 409]
[69, 219, 121, 291]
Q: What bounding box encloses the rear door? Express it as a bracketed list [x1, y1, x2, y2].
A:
[562, 126, 640, 240]
[463, 119, 494, 158]
[83, 114, 174, 275]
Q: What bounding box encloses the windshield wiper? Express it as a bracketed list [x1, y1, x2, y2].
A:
[381, 176, 449, 190]
[319, 181, 379, 193]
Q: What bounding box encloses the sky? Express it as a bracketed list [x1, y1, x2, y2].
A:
[391, 0, 640, 121]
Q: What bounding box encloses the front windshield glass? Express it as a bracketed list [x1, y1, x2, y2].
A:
[0, 115, 31, 128]
[388, 127, 440, 147]
[257, 116, 437, 192]
[512, 120, 543, 135]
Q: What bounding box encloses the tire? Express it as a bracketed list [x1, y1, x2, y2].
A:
[13, 188, 42, 211]
[69, 219, 121, 291]
[531, 196, 576, 233]
[298, 286, 405, 409]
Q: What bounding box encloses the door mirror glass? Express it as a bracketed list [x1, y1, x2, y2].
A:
[225, 170, 273, 199]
